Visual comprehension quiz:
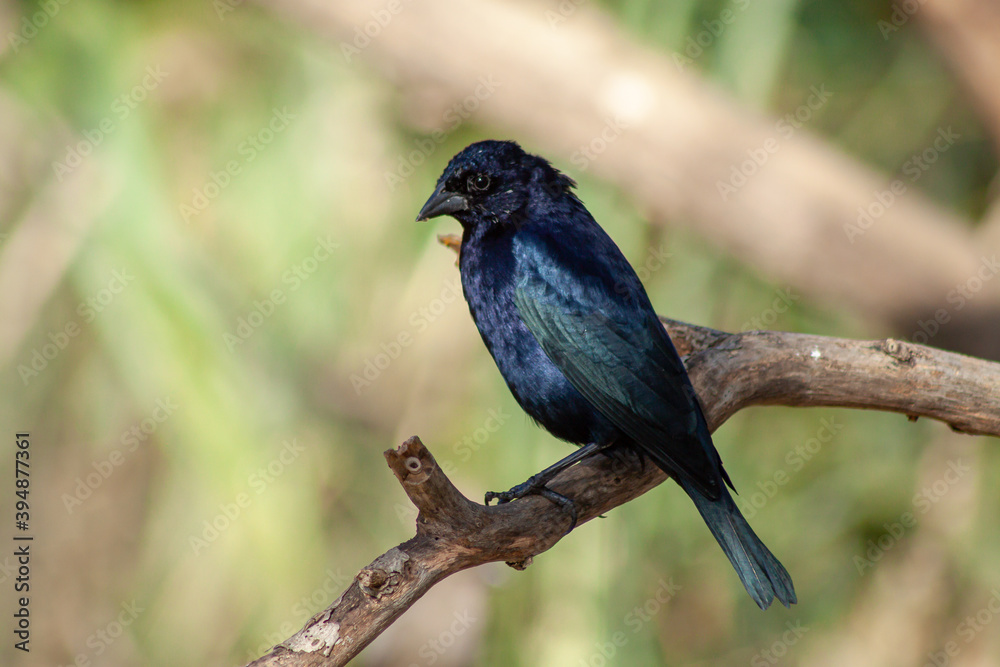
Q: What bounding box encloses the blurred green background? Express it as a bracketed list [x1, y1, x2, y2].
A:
[2, 0, 999, 665]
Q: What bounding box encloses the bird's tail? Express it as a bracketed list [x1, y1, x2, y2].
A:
[679, 478, 796, 609]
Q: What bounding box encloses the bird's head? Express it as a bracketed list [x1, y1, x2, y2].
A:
[416, 140, 577, 231]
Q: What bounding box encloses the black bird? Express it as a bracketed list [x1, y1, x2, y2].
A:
[416, 140, 795, 610]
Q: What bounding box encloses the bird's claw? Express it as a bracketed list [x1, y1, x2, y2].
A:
[485, 475, 578, 534]
[484, 471, 548, 505]
[539, 488, 578, 534]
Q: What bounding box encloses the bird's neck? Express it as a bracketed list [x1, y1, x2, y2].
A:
[459, 222, 517, 302]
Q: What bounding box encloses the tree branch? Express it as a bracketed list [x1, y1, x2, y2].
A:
[245, 319, 1000, 666]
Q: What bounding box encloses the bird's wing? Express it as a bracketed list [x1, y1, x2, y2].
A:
[513, 249, 723, 500]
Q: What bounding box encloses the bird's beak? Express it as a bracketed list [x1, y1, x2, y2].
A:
[416, 185, 468, 221]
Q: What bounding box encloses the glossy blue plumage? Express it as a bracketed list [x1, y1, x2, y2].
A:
[418, 140, 795, 609]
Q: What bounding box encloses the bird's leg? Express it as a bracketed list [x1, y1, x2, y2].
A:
[485, 441, 614, 532]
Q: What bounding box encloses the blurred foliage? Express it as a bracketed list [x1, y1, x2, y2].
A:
[0, 0, 997, 666]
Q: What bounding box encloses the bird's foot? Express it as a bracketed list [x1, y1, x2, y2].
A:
[485, 475, 578, 533]
[484, 471, 549, 505]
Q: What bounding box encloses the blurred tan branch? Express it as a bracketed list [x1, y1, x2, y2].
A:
[246, 316, 1000, 666]
[918, 0, 1000, 157]
[256, 0, 994, 330]
[918, 0, 1000, 271]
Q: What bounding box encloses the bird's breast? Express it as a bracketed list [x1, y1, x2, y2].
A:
[458, 237, 617, 445]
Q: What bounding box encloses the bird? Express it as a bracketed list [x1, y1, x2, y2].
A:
[416, 139, 795, 610]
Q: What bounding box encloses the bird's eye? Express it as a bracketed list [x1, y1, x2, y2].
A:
[467, 173, 491, 192]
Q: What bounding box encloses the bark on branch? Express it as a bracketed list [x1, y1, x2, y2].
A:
[246, 320, 1000, 667]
